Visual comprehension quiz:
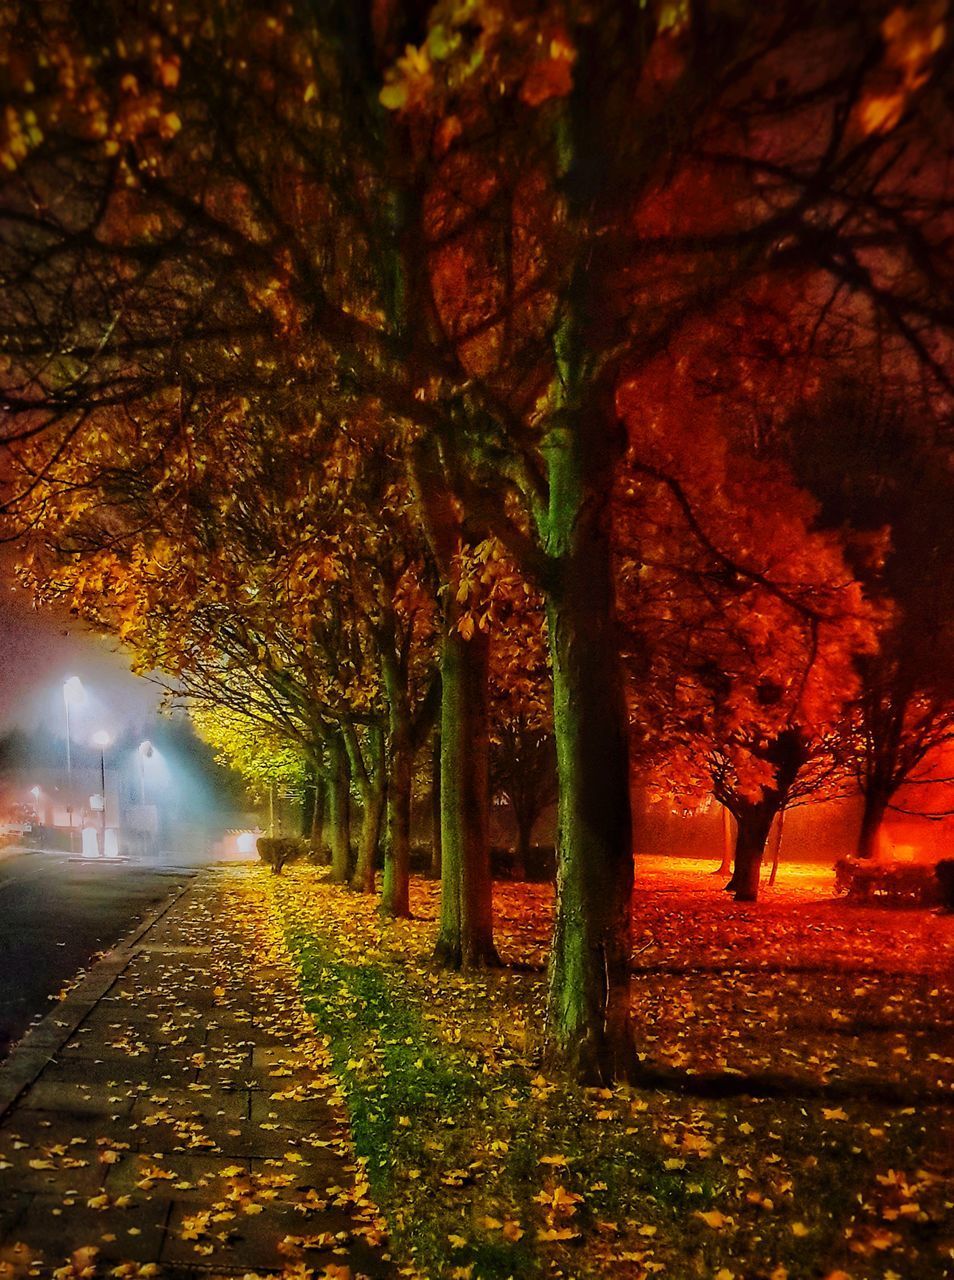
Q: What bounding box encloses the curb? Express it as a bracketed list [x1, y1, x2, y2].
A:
[0, 871, 198, 1123]
[0, 846, 43, 866]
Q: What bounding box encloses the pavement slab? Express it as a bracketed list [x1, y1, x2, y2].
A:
[0, 867, 397, 1279]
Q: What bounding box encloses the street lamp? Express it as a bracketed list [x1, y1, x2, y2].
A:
[92, 730, 111, 857]
[62, 676, 85, 854]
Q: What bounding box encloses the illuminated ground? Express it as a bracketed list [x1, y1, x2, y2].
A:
[267, 857, 954, 1280]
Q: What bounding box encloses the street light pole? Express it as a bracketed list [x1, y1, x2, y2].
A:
[65, 699, 73, 852]
[62, 676, 85, 855]
[92, 730, 111, 857]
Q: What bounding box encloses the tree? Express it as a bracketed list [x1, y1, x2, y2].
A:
[375, 0, 953, 1071]
[191, 704, 308, 824]
[15, 391, 440, 903]
[618, 361, 876, 901]
[491, 719, 557, 879]
[487, 575, 556, 879]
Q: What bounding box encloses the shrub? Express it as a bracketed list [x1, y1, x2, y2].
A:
[256, 836, 309, 875]
[936, 859, 954, 913]
[833, 856, 943, 908]
[490, 844, 556, 882]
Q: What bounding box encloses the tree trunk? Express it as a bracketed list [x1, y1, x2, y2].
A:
[714, 804, 734, 876]
[430, 731, 442, 880]
[327, 738, 352, 885]
[542, 414, 637, 1085]
[512, 803, 534, 881]
[311, 774, 326, 854]
[857, 791, 888, 860]
[731, 804, 775, 902]
[350, 725, 385, 895]
[434, 624, 499, 969]
[405, 421, 495, 964]
[301, 765, 316, 840]
[768, 809, 785, 887]
[725, 731, 804, 902]
[381, 708, 413, 918]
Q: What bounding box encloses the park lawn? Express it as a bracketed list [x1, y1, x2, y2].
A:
[263, 858, 954, 1280]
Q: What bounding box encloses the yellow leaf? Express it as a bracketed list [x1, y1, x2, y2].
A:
[379, 81, 408, 111]
[822, 1107, 848, 1121]
[695, 1210, 728, 1229]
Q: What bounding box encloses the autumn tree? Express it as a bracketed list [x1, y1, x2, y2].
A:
[488, 581, 556, 879]
[373, 0, 953, 1072]
[618, 369, 876, 901]
[192, 704, 309, 828]
[15, 390, 440, 905]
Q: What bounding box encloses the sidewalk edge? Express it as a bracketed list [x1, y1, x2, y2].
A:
[0, 873, 198, 1122]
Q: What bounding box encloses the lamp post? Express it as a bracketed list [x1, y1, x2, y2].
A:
[92, 730, 111, 857]
[62, 676, 85, 854]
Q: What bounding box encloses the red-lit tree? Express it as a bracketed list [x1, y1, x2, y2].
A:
[618, 358, 877, 900]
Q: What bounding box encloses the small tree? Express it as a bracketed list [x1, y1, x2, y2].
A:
[191, 705, 308, 828]
[491, 718, 557, 879]
[619, 368, 876, 901]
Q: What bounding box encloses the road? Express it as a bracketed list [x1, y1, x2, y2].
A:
[0, 850, 196, 1060]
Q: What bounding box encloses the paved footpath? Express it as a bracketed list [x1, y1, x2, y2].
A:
[0, 866, 398, 1280]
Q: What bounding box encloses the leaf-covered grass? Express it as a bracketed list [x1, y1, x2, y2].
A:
[265, 858, 954, 1280]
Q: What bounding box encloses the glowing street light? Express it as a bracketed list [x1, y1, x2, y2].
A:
[62, 676, 85, 854]
[63, 676, 85, 705]
[92, 730, 111, 857]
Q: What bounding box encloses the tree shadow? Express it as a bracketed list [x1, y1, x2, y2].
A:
[631, 961, 935, 978]
[630, 1060, 954, 1108]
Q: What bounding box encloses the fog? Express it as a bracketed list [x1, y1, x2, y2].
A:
[0, 574, 251, 856]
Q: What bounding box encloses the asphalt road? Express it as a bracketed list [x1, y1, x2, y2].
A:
[0, 850, 196, 1060]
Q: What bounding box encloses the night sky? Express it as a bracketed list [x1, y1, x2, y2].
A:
[0, 560, 161, 737]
